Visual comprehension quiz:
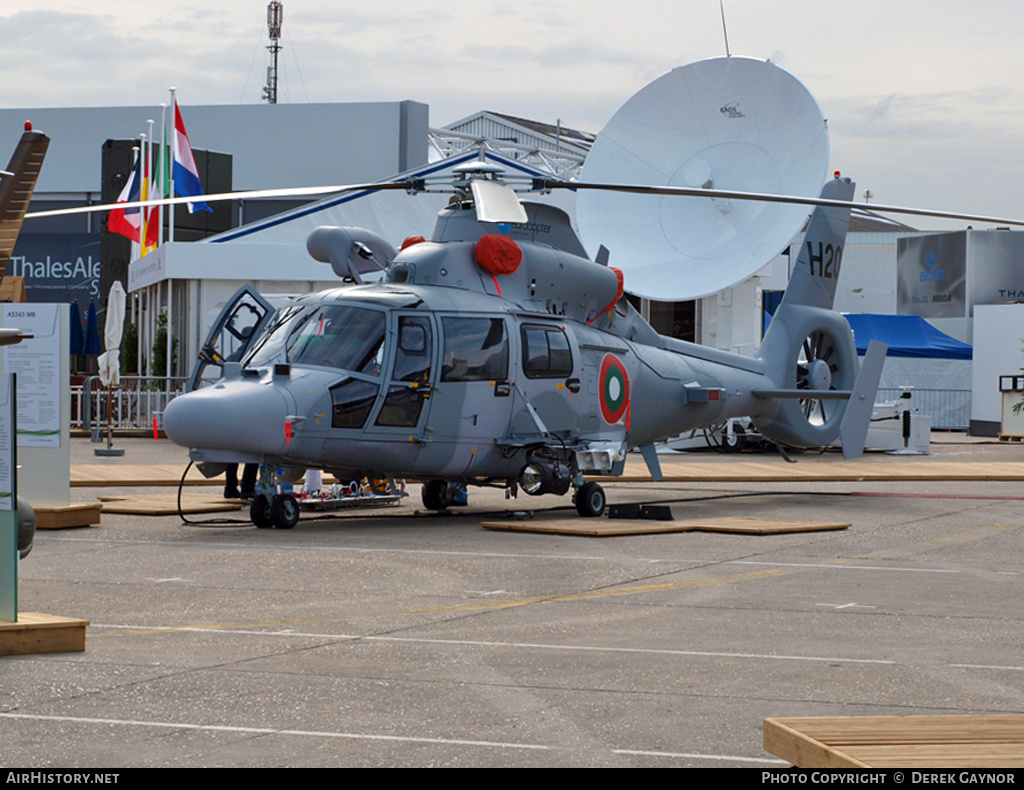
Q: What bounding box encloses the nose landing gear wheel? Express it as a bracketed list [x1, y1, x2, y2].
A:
[575, 481, 606, 518]
[250, 495, 274, 529]
[270, 494, 299, 529]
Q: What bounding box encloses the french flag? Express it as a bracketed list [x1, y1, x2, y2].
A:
[107, 154, 142, 241]
[172, 99, 212, 213]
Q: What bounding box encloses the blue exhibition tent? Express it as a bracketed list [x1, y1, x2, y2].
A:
[843, 313, 972, 359]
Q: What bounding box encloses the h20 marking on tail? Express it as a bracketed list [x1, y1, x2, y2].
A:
[806, 242, 842, 279]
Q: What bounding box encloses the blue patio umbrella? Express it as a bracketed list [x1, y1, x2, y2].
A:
[69, 300, 84, 355]
[83, 301, 102, 356]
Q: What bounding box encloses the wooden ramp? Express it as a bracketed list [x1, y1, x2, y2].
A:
[35, 503, 102, 529]
[765, 715, 1024, 768]
[482, 515, 849, 537]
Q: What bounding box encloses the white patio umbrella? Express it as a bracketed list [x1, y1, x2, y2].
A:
[95, 282, 126, 456]
[97, 282, 126, 387]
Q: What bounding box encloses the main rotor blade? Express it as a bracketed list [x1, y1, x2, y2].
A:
[539, 180, 1024, 228]
[24, 180, 415, 220]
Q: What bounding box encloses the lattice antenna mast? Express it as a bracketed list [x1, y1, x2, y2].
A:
[263, 2, 283, 104]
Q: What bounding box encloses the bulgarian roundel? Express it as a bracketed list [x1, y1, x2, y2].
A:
[599, 354, 629, 424]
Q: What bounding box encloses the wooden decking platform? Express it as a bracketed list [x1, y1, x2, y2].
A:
[70, 463, 220, 487]
[630, 459, 1024, 483]
[68, 460, 1024, 488]
[0, 612, 89, 655]
[98, 493, 245, 515]
[765, 715, 1024, 768]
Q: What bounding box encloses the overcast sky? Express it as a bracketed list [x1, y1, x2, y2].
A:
[2, 0, 1022, 229]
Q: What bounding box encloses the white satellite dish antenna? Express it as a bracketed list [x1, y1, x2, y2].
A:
[577, 56, 829, 301]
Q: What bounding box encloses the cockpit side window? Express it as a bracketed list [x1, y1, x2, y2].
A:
[440, 317, 508, 382]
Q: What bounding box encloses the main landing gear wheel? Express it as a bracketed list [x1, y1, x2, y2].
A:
[575, 481, 606, 518]
[722, 423, 747, 453]
[270, 494, 299, 529]
[421, 479, 450, 511]
[250, 495, 274, 529]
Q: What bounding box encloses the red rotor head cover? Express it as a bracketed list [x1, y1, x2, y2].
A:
[475, 234, 522, 275]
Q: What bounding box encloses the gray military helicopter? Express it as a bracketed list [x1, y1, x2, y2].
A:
[161, 160, 885, 528]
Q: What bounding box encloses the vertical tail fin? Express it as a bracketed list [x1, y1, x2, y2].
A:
[0, 125, 50, 275]
[753, 175, 860, 448]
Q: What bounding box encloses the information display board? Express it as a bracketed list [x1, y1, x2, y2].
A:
[0, 304, 70, 508]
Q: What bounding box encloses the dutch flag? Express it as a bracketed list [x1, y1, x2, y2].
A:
[172, 99, 212, 213]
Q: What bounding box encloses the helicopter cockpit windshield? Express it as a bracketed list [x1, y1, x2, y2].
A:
[246, 303, 387, 375]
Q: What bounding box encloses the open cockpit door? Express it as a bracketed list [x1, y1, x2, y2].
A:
[189, 284, 275, 391]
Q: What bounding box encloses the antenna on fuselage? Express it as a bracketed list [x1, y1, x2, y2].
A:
[720, 0, 731, 57]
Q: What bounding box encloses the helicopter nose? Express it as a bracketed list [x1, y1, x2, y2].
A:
[164, 381, 292, 454]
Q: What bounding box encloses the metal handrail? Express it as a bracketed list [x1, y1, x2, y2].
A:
[876, 387, 971, 431]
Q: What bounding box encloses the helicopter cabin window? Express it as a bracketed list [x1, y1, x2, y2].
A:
[375, 317, 433, 427]
[440, 317, 508, 382]
[288, 305, 387, 375]
[521, 325, 572, 378]
[330, 378, 379, 429]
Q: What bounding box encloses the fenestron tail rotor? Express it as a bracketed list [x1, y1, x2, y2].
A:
[797, 329, 840, 424]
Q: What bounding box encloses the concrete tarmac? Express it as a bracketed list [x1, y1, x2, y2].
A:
[4, 435, 1024, 767]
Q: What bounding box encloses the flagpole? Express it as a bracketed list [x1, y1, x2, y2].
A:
[169, 88, 177, 243]
[166, 279, 173, 379]
[130, 145, 140, 262]
[158, 103, 166, 247]
[132, 293, 140, 375]
[133, 137, 144, 262]
[144, 123, 153, 255]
